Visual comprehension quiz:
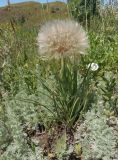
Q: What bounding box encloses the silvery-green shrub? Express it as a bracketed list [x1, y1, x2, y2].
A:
[75, 109, 118, 160]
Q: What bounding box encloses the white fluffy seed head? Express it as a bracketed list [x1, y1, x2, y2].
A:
[37, 19, 89, 59]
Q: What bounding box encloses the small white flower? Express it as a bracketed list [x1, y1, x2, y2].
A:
[88, 63, 99, 71]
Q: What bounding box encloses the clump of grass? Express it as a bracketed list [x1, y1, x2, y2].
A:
[36, 19, 96, 128]
[0, 2, 118, 159]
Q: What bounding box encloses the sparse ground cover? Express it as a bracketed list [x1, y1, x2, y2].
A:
[0, 1, 118, 160]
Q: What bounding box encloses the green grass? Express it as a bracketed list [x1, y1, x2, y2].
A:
[0, 2, 118, 160]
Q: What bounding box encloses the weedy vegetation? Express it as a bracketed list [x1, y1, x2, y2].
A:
[0, 0, 118, 160]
